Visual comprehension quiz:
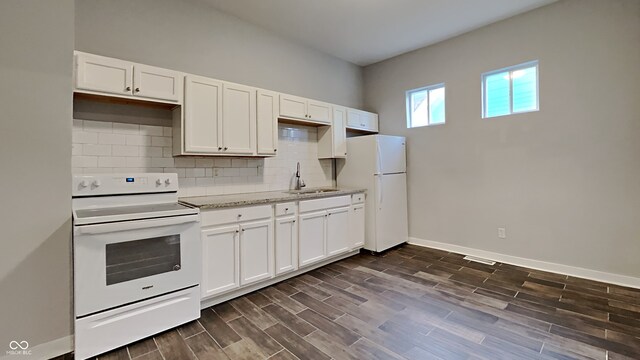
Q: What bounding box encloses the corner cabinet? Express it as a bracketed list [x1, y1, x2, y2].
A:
[178, 76, 257, 156]
[74, 51, 182, 104]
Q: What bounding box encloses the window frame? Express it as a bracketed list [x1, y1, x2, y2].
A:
[406, 82, 446, 128]
[481, 60, 539, 119]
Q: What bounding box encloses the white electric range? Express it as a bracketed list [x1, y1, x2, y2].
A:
[72, 173, 201, 359]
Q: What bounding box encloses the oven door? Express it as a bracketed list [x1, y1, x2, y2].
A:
[73, 214, 200, 317]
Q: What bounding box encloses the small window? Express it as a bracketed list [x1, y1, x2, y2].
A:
[406, 83, 445, 128]
[482, 61, 538, 118]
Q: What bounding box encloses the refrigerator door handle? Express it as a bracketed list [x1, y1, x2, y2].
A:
[377, 175, 383, 207]
[376, 140, 382, 175]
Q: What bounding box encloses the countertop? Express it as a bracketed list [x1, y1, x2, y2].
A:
[179, 188, 366, 210]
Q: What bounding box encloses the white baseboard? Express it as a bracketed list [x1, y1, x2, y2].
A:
[1, 335, 73, 360]
[408, 237, 640, 289]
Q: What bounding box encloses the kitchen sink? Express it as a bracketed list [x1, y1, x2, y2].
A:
[286, 188, 340, 195]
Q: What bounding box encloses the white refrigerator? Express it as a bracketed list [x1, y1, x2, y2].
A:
[337, 135, 408, 252]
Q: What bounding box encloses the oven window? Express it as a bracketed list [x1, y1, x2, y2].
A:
[105, 235, 181, 285]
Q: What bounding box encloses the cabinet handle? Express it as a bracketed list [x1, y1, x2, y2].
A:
[242, 228, 245, 232]
[285, 208, 289, 211]
[135, 87, 140, 93]
[293, 220, 296, 223]
[238, 214, 242, 218]
[235, 230, 239, 233]
[125, 86, 131, 92]
[224, 147, 228, 151]
[274, 149, 277, 152]
[218, 147, 222, 150]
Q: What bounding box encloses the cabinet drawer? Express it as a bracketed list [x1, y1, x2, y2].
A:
[275, 202, 297, 217]
[352, 193, 365, 204]
[201, 205, 272, 227]
[299, 196, 350, 213]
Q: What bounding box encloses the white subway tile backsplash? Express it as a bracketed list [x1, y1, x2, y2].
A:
[113, 123, 140, 135]
[83, 144, 111, 156]
[98, 133, 126, 145]
[151, 136, 172, 147]
[72, 121, 334, 194]
[72, 131, 98, 144]
[125, 135, 151, 146]
[84, 120, 113, 133]
[98, 156, 127, 168]
[140, 125, 164, 137]
[112, 145, 139, 157]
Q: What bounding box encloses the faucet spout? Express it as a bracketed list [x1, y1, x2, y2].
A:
[295, 162, 306, 190]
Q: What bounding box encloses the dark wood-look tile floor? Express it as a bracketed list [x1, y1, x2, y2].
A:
[56, 244, 640, 360]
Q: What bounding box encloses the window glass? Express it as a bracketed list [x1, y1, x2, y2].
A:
[406, 84, 445, 127]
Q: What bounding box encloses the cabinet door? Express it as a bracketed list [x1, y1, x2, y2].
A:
[364, 112, 379, 132]
[349, 203, 365, 249]
[275, 216, 298, 275]
[279, 94, 307, 120]
[326, 206, 350, 256]
[184, 76, 223, 154]
[307, 100, 332, 124]
[75, 52, 133, 96]
[298, 210, 327, 267]
[346, 108, 365, 129]
[133, 64, 182, 102]
[222, 83, 256, 155]
[333, 107, 347, 158]
[240, 219, 274, 285]
[257, 90, 279, 156]
[202, 225, 239, 298]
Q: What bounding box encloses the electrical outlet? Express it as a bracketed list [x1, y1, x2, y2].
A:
[497, 227, 506, 239]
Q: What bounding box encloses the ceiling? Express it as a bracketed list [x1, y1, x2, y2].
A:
[203, 0, 556, 66]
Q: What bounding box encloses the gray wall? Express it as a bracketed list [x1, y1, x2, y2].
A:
[75, 0, 363, 108]
[0, 0, 75, 356]
[363, 0, 640, 277]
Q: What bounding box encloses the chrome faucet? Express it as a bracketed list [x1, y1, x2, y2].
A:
[295, 162, 306, 190]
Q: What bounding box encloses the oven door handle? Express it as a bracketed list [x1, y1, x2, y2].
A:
[75, 214, 199, 235]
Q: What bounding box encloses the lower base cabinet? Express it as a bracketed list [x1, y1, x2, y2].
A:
[201, 225, 240, 298]
[275, 215, 298, 275]
[298, 210, 327, 267]
[240, 219, 274, 285]
[327, 206, 350, 256]
[200, 194, 365, 300]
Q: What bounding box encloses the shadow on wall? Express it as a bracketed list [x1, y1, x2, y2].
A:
[0, 219, 73, 358]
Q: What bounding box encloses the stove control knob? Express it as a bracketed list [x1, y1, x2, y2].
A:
[165, 178, 172, 185]
[156, 179, 162, 186]
[92, 180, 101, 188]
[79, 180, 88, 188]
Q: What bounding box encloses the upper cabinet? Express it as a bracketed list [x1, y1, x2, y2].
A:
[74, 52, 182, 104]
[180, 75, 256, 156]
[279, 94, 331, 124]
[346, 108, 378, 133]
[256, 90, 279, 156]
[318, 106, 347, 159]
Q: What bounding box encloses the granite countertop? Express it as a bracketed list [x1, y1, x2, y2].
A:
[179, 188, 366, 210]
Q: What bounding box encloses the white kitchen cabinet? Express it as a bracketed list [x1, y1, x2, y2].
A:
[346, 108, 379, 132]
[298, 210, 327, 267]
[318, 106, 347, 159]
[74, 52, 182, 103]
[75, 52, 133, 96]
[326, 206, 350, 256]
[240, 219, 273, 285]
[180, 77, 257, 156]
[222, 83, 256, 155]
[349, 203, 365, 249]
[133, 64, 182, 102]
[279, 94, 331, 124]
[274, 215, 298, 275]
[184, 75, 223, 154]
[256, 89, 279, 156]
[201, 225, 240, 298]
